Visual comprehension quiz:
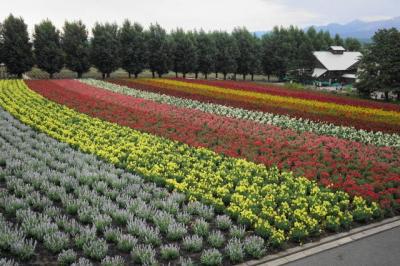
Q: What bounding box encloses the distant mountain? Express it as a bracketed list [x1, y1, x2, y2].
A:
[311, 16, 400, 41]
[253, 16, 400, 41]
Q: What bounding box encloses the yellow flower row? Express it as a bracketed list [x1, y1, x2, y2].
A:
[137, 78, 400, 125]
[0, 80, 381, 245]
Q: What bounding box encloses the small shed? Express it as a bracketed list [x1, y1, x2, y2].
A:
[312, 46, 362, 84]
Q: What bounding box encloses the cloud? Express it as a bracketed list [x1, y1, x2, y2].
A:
[0, 0, 397, 33]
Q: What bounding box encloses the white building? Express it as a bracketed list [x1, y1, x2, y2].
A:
[312, 46, 362, 84]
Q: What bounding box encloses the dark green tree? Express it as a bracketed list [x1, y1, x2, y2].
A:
[33, 20, 64, 78]
[344, 37, 362, 51]
[195, 30, 216, 79]
[62, 20, 91, 78]
[90, 23, 120, 79]
[334, 33, 344, 46]
[260, 27, 290, 81]
[356, 28, 400, 100]
[232, 27, 255, 80]
[213, 31, 239, 80]
[170, 29, 197, 78]
[248, 34, 261, 81]
[146, 23, 170, 78]
[119, 20, 147, 78]
[0, 15, 33, 78]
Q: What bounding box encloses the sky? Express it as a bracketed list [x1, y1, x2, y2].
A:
[0, 0, 399, 32]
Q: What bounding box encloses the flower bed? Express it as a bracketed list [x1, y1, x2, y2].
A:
[108, 79, 400, 134]
[24, 79, 400, 211]
[171, 78, 400, 112]
[0, 80, 381, 253]
[0, 107, 269, 265]
[81, 79, 400, 148]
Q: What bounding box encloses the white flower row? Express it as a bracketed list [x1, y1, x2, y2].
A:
[79, 79, 400, 148]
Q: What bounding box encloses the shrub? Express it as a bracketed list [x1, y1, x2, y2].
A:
[57, 249, 77, 265]
[225, 238, 244, 263]
[229, 225, 246, 239]
[131, 244, 157, 265]
[200, 249, 223, 266]
[103, 226, 121, 243]
[117, 234, 137, 252]
[207, 231, 225, 248]
[182, 235, 203, 252]
[244, 236, 266, 259]
[166, 222, 187, 241]
[44, 231, 70, 253]
[193, 218, 209, 237]
[82, 238, 108, 260]
[101, 256, 125, 266]
[160, 243, 180, 260]
[215, 215, 232, 231]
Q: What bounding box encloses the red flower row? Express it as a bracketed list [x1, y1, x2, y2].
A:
[171, 78, 400, 112]
[109, 79, 400, 134]
[25, 79, 400, 212]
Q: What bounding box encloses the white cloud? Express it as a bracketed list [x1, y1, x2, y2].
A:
[0, 0, 318, 32]
[0, 0, 397, 33]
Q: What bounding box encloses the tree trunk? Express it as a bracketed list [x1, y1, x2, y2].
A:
[205, 73, 208, 79]
[233, 73, 236, 80]
[106, 73, 110, 78]
[175, 72, 178, 78]
[49, 73, 54, 79]
[158, 73, 162, 78]
[152, 71, 155, 78]
[128, 72, 131, 78]
[17, 73, 23, 79]
[77, 72, 83, 79]
[134, 73, 138, 78]
[223, 73, 227, 80]
[397, 91, 400, 101]
[267, 74, 270, 81]
[215, 72, 218, 78]
[183, 73, 186, 78]
[385, 91, 389, 101]
[243, 74, 246, 80]
[195, 73, 198, 79]
[102, 73, 106, 79]
[251, 74, 254, 81]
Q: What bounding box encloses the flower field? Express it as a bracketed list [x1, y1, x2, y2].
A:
[109, 78, 400, 134]
[0, 78, 399, 265]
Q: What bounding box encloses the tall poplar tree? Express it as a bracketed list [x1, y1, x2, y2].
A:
[0, 15, 33, 77]
[90, 23, 120, 79]
[33, 20, 64, 78]
[62, 20, 90, 78]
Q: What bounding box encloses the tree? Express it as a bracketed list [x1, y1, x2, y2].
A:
[248, 34, 261, 81]
[260, 27, 290, 81]
[0, 15, 33, 78]
[90, 23, 120, 79]
[232, 27, 255, 80]
[119, 20, 146, 78]
[213, 31, 239, 80]
[146, 23, 170, 78]
[33, 20, 64, 78]
[356, 28, 400, 101]
[334, 33, 344, 46]
[344, 37, 362, 51]
[62, 20, 91, 78]
[170, 29, 197, 78]
[194, 30, 216, 79]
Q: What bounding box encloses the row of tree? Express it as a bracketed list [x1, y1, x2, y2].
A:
[0, 14, 362, 80]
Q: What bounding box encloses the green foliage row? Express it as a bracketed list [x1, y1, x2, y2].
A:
[0, 14, 361, 81]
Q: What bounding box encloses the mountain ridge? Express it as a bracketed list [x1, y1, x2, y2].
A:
[254, 16, 400, 41]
